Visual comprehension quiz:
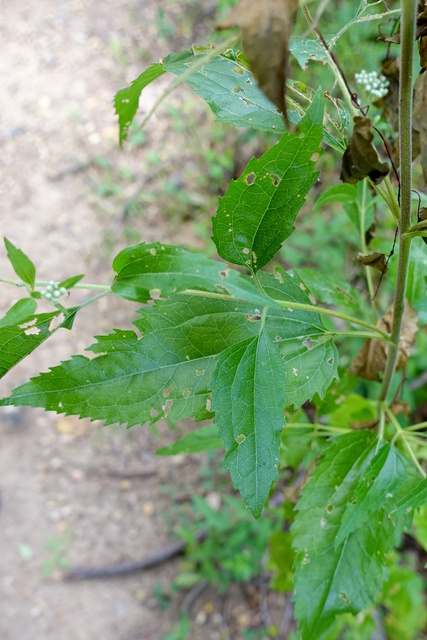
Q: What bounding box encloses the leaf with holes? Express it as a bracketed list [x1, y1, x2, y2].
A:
[212, 329, 286, 517]
[163, 47, 300, 132]
[213, 91, 323, 272]
[292, 432, 420, 640]
[112, 242, 272, 307]
[114, 63, 165, 145]
[0, 271, 337, 428]
[289, 36, 328, 70]
[0, 311, 61, 379]
[0, 299, 38, 329]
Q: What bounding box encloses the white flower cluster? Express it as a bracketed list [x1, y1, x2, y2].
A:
[354, 70, 389, 99]
[42, 281, 67, 302]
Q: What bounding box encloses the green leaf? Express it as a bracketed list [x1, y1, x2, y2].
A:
[58, 274, 85, 290]
[0, 299, 37, 328]
[336, 445, 415, 545]
[258, 270, 339, 409]
[292, 432, 420, 640]
[163, 47, 301, 133]
[314, 182, 374, 233]
[268, 531, 295, 592]
[1, 269, 337, 430]
[112, 242, 271, 306]
[212, 329, 286, 517]
[156, 424, 222, 455]
[0, 311, 61, 379]
[289, 37, 329, 69]
[382, 562, 427, 640]
[0, 295, 258, 425]
[114, 63, 165, 145]
[4, 238, 36, 289]
[393, 477, 427, 516]
[297, 268, 362, 312]
[212, 91, 323, 272]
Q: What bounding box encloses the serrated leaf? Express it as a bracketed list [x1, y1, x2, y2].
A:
[114, 63, 165, 145]
[163, 47, 300, 133]
[156, 424, 222, 455]
[393, 477, 427, 515]
[292, 432, 420, 640]
[112, 242, 271, 306]
[4, 238, 36, 289]
[212, 329, 286, 517]
[58, 274, 85, 290]
[289, 36, 328, 69]
[1, 270, 337, 427]
[0, 296, 261, 426]
[213, 91, 323, 272]
[0, 299, 37, 329]
[336, 445, 415, 544]
[0, 311, 61, 379]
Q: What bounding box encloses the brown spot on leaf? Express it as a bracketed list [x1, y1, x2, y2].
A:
[349, 302, 418, 381]
[340, 116, 390, 185]
[216, 0, 299, 127]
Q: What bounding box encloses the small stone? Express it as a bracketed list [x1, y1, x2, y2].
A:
[195, 610, 207, 626]
[142, 502, 154, 516]
[119, 480, 131, 491]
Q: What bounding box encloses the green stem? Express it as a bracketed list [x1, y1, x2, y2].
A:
[183, 288, 390, 340]
[384, 404, 426, 478]
[360, 180, 377, 321]
[139, 33, 240, 129]
[0, 277, 111, 292]
[285, 423, 350, 435]
[378, 0, 417, 403]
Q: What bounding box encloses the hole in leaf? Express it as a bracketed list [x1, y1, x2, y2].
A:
[245, 78, 252, 84]
[149, 288, 162, 299]
[303, 338, 313, 350]
[232, 65, 245, 75]
[162, 399, 173, 416]
[231, 85, 244, 94]
[182, 388, 191, 398]
[339, 592, 350, 606]
[240, 96, 256, 107]
[269, 173, 280, 186]
[150, 408, 159, 418]
[19, 318, 37, 330]
[219, 270, 228, 278]
[310, 152, 320, 162]
[245, 172, 256, 185]
[326, 504, 334, 513]
[206, 397, 212, 413]
[242, 247, 250, 255]
[149, 248, 157, 256]
[163, 385, 173, 399]
[24, 326, 41, 336]
[248, 314, 262, 322]
[328, 357, 334, 365]
[236, 434, 246, 444]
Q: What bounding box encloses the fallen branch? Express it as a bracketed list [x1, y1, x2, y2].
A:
[64, 530, 206, 581]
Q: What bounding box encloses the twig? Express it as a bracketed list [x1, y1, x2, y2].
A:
[65, 530, 207, 581]
[180, 578, 209, 614]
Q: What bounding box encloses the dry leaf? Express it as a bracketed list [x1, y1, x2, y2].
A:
[349, 302, 418, 381]
[413, 70, 427, 184]
[340, 116, 390, 185]
[373, 58, 400, 131]
[420, 35, 427, 68]
[390, 400, 410, 420]
[216, 0, 299, 126]
[384, 0, 427, 43]
[356, 252, 388, 273]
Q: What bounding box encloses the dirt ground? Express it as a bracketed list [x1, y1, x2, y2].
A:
[0, 2, 286, 639]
